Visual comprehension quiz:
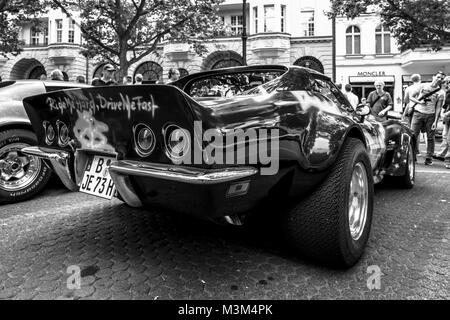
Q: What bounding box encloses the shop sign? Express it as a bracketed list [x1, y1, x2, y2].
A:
[357, 71, 386, 77]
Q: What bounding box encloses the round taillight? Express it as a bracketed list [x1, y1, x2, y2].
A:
[164, 125, 190, 161]
[43, 121, 55, 145]
[57, 121, 70, 147]
[133, 124, 155, 157]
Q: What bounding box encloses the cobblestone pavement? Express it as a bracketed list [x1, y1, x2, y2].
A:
[0, 161, 449, 300]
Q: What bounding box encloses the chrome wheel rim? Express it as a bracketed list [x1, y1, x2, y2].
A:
[348, 162, 369, 241]
[0, 143, 41, 192]
[408, 144, 415, 183]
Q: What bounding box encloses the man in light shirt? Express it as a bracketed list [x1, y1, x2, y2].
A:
[343, 84, 359, 109]
[409, 71, 446, 165]
[402, 74, 422, 127]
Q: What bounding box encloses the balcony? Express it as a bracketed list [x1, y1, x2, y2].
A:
[47, 43, 82, 65]
[401, 47, 450, 68]
[249, 33, 290, 58]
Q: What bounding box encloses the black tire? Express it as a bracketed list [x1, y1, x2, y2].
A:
[281, 138, 374, 268]
[394, 141, 415, 189]
[0, 129, 52, 204]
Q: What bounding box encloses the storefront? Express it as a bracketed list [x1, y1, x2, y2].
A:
[337, 67, 404, 112]
[349, 72, 395, 103]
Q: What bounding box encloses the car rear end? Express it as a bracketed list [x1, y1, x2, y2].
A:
[21, 85, 277, 219]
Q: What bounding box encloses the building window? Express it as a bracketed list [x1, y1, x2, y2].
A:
[214, 16, 226, 37]
[375, 24, 391, 54]
[230, 15, 243, 36]
[68, 19, 75, 43]
[346, 25, 361, 55]
[300, 10, 315, 36]
[253, 7, 258, 34]
[44, 26, 48, 45]
[281, 5, 286, 33]
[30, 27, 40, 46]
[264, 5, 275, 32]
[56, 19, 63, 43]
[134, 61, 163, 83]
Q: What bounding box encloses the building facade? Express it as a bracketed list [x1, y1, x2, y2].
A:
[336, 13, 450, 112]
[0, 0, 333, 83]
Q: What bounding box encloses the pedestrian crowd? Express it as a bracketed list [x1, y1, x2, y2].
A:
[340, 70, 450, 169]
[0, 64, 182, 86]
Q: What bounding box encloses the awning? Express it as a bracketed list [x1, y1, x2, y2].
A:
[349, 76, 395, 83]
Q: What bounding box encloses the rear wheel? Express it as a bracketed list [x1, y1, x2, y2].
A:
[281, 138, 374, 268]
[0, 129, 51, 203]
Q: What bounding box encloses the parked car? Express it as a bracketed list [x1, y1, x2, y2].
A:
[21, 66, 415, 267]
[0, 80, 91, 204]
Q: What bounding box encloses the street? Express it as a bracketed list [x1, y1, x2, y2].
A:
[0, 157, 449, 300]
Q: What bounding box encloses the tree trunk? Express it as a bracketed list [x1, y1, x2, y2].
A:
[118, 37, 129, 83]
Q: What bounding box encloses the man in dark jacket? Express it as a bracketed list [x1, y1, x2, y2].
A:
[92, 64, 117, 86]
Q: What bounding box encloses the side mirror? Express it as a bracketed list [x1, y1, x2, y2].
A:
[356, 105, 371, 116]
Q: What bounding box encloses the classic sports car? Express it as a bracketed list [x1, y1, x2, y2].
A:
[21, 65, 415, 267]
[0, 80, 91, 204]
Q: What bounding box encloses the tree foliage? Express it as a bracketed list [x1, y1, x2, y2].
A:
[0, 0, 49, 57]
[52, 0, 226, 78]
[329, 0, 450, 52]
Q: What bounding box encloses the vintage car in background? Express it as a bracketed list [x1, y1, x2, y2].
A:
[0, 80, 91, 204]
[21, 66, 416, 267]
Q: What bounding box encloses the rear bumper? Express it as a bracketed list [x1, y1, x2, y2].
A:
[21, 146, 262, 216]
[21, 146, 78, 191]
[108, 160, 258, 210]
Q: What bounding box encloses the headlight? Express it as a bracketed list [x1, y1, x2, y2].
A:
[164, 124, 190, 161]
[43, 121, 55, 145]
[57, 120, 70, 147]
[133, 124, 156, 157]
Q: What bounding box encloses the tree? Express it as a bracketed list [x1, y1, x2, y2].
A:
[0, 0, 50, 57]
[329, 0, 450, 52]
[52, 0, 226, 80]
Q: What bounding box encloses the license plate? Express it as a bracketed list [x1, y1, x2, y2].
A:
[79, 156, 116, 200]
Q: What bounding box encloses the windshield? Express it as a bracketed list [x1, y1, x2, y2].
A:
[240, 68, 314, 96]
[186, 70, 286, 98]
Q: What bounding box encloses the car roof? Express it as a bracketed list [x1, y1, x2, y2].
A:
[172, 64, 329, 90]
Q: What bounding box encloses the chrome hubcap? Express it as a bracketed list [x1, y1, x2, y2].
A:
[0, 143, 41, 192]
[348, 162, 369, 241]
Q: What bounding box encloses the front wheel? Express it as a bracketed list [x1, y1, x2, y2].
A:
[281, 138, 374, 268]
[395, 140, 415, 189]
[0, 129, 52, 204]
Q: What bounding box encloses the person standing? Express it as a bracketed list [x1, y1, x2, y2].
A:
[402, 74, 422, 127]
[436, 76, 450, 163]
[409, 71, 446, 165]
[92, 64, 117, 86]
[50, 69, 64, 81]
[343, 84, 359, 109]
[134, 73, 143, 85]
[76, 75, 85, 84]
[366, 80, 393, 122]
[166, 68, 180, 84]
[123, 75, 133, 85]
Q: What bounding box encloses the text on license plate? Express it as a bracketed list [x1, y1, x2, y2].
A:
[79, 156, 116, 199]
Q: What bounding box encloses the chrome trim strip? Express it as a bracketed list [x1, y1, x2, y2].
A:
[108, 172, 143, 208]
[109, 160, 258, 185]
[21, 146, 78, 191]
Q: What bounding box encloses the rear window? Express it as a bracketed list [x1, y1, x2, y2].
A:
[241, 68, 314, 95]
[0, 82, 44, 102]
